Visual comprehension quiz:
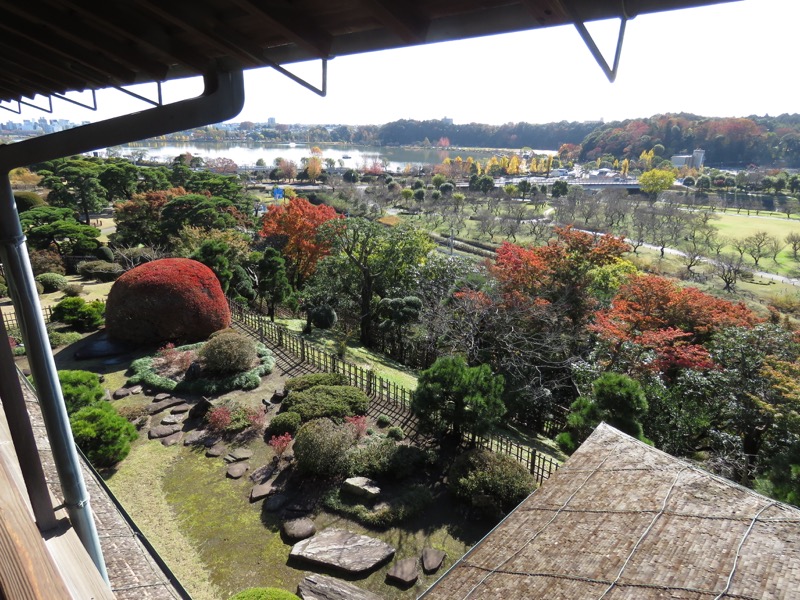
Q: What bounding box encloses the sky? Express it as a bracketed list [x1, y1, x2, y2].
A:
[3, 0, 798, 127]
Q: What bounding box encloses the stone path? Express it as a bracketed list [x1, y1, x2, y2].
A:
[290, 529, 395, 574]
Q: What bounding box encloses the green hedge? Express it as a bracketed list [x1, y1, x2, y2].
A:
[284, 372, 349, 393]
[228, 587, 300, 600]
[282, 385, 369, 422]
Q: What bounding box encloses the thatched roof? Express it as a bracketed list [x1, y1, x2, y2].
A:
[421, 423, 800, 600]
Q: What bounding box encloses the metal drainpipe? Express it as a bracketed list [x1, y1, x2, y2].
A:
[0, 68, 245, 583]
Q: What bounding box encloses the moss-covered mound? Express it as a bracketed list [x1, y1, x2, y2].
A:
[105, 258, 230, 345]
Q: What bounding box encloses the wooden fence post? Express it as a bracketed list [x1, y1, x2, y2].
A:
[300, 338, 306, 362]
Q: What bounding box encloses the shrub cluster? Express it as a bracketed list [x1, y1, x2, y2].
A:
[62, 283, 84, 297]
[51, 297, 105, 331]
[387, 426, 405, 440]
[70, 402, 137, 467]
[282, 385, 369, 423]
[35, 272, 68, 293]
[293, 418, 356, 477]
[29, 250, 65, 276]
[206, 401, 265, 433]
[58, 370, 105, 415]
[284, 372, 349, 393]
[323, 484, 432, 528]
[448, 449, 537, 517]
[198, 331, 257, 375]
[269, 411, 301, 436]
[345, 437, 428, 480]
[77, 260, 124, 282]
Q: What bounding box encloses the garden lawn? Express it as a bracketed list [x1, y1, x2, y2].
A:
[711, 212, 800, 276]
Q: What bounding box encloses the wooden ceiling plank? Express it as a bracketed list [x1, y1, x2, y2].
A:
[360, 0, 430, 44]
[58, 1, 208, 75]
[227, 0, 332, 58]
[518, 0, 569, 25]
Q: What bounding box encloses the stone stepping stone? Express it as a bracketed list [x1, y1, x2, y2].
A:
[250, 481, 277, 502]
[227, 462, 250, 479]
[183, 430, 207, 446]
[249, 464, 276, 483]
[161, 431, 183, 447]
[297, 573, 382, 600]
[387, 557, 419, 585]
[129, 384, 143, 395]
[154, 393, 172, 401]
[161, 414, 185, 425]
[225, 448, 254, 463]
[206, 444, 227, 457]
[170, 403, 191, 414]
[343, 477, 380, 500]
[112, 388, 131, 399]
[422, 548, 446, 573]
[263, 493, 289, 512]
[148, 397, 186, 415]
[290, 529, 395, 574]
[283, 518, 316, 541]
[148, 424, 182, 439]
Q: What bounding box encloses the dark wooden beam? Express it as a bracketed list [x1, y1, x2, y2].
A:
[361, 0, 429, 44]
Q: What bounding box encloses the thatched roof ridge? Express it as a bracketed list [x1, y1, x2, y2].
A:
[421, 423, 800, 600]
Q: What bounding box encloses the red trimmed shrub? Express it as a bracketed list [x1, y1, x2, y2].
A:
[105, 258, 230, 345]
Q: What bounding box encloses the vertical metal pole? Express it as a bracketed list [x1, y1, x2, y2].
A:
[0, 174, 109, 582]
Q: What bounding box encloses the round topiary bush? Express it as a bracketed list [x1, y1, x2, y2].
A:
[270, 411, 301, 436]
[70, 403, 138, 467]
[228, 588, 300, 600]
[198, 331, 257, 375]
[105, 258, 231, 345]
[35, 272, 69, 293]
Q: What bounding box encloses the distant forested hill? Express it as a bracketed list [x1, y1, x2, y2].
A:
[376, 114, 800, 167]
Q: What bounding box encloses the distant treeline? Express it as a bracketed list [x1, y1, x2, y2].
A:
[373, 113, 800, 168]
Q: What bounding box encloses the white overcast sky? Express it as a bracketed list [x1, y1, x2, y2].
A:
[3, 0, 798, 127]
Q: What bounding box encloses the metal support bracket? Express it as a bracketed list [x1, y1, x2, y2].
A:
[111, 81, 164, 107]
[0, 100, 21, 114]
[52, 89, 98, 112]
[266, 57, 328, 97]
[18, 95, 53, 114]
[562, 1, 629, 83]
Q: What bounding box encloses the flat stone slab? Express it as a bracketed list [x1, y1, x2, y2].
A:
[170, 403, 191, 414]
[112, 388, 130, 399]
[148, 397, 186, 415]
[249, 464, 276, 484]
[183, 430, 207, 446]
[161, 414, 185, 425]
[225, 448, 254, 463]
[387, 558, 418, 585]
[161, 431, 183, 447]
[206, 444, 227, 457]
[343, 477, 381, 500]
[263, 493, 289, 511]
[422, 548, 446, 573]
[227, 462, 250, 479]
[297, 574, 382, 600]
[250, 480, 277, 502]
[290, 529, 395, 574]
[283, 518, 316, 541]
[129, 384, 143, 395]
[154, 393, 172, 401]
[148, 424, 182, 439]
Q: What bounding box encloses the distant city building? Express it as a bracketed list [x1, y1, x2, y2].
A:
[671, 148, 705, 169]
[267, 117, 276, 127]
[442, 116, 453, 125]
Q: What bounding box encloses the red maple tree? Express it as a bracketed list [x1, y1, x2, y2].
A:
[259, 197, 340, 286]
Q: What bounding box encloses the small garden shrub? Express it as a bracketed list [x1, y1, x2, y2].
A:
[77, 260, 124, 282]
[323, 484, 432, 528]
[29, 250, 65, 276]
[228, 588, 300, 600]
[48, 329, 83, 348]
[345, 415, 368, 439]
[62, 283, 84, 297]
[293, 418, 356, 477]
[282, 385, 369, 423]
[35, 272, 68, 293]
[448, 449, 537, 517]
[284, 372, 348, 393]
[376, 414, 392, 428]
[346, 437, 427, 480]
[198, 332, 257, 375]
[35, 281, 44, 295]
[268, 433, 292, 457]
[51, 297, 105, 331]
[269, 411, 301, 436]
[387, 426, 404, 440]
[206, 401, 265, 433]
[58, 369, 105, 415]
[95, 245, 115, 262]
[13, 191, 46, 213]
[70, 402, 137, 467]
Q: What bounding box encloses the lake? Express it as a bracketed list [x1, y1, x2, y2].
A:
[112, 141, 555, 172]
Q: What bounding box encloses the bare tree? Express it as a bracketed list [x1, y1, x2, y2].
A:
[786, 232, 800, 260]
[743, 230, 776, 267]
[713, 253, 749, 291]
